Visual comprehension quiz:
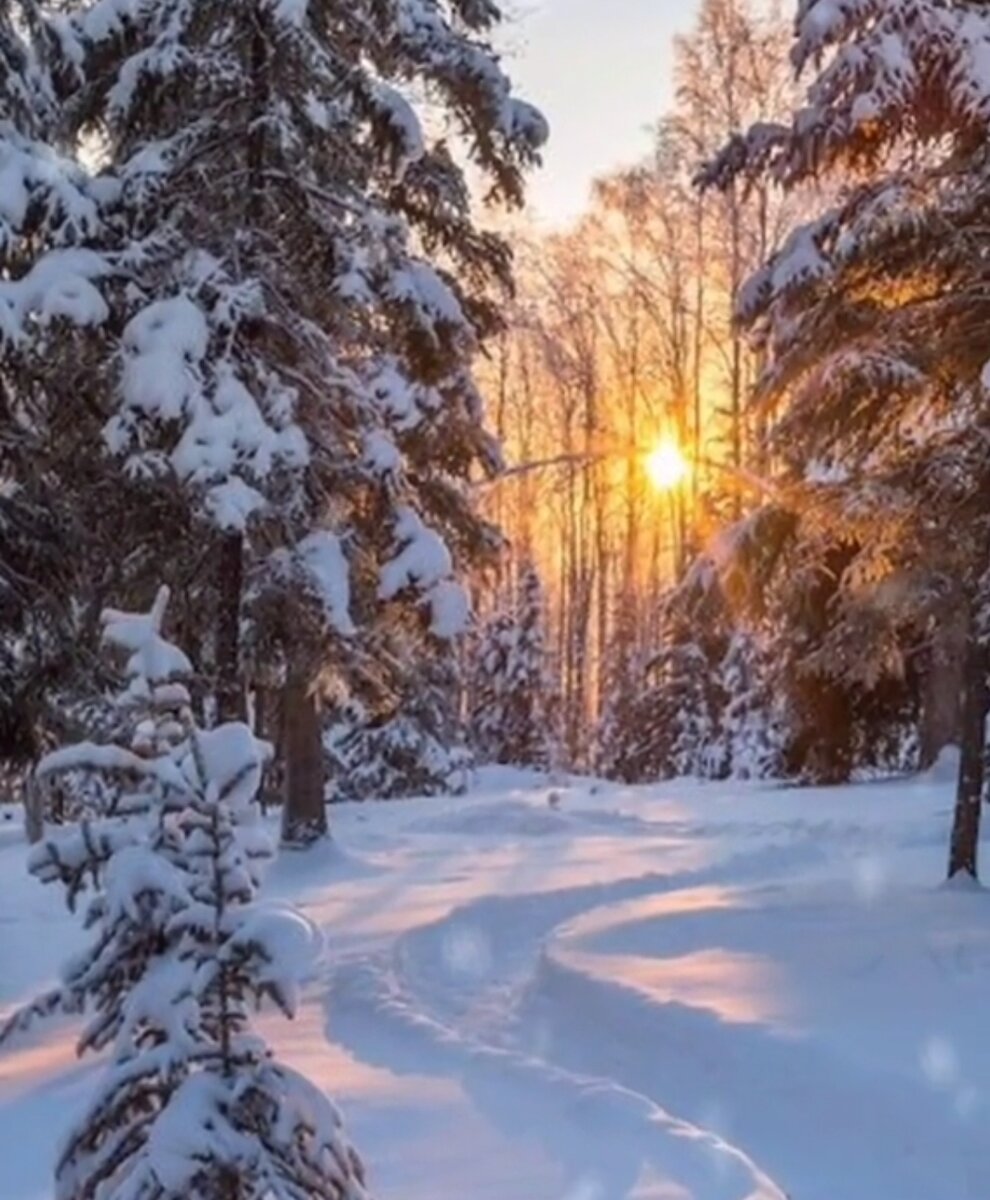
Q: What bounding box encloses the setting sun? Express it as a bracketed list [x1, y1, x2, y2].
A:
[645, 438, 691, 491]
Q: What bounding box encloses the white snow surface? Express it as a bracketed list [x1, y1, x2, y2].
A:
[2, 769, 988, 1199]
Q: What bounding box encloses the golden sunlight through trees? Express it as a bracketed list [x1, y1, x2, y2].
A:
[474, 0, 797, 764]
[645, 439, 691, 492]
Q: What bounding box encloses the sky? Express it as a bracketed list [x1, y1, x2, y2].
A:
[501, 1, 701, 227]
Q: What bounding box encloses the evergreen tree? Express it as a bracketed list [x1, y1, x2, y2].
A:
[635, 616, 724, 782]
[761, 528, 881, 786]
[594, 618, 643, 783]
[53, 0, 545, 835]
[0, 0, 110, 791]
[325, 636, 472, 802]
[3, 588, 371, 1200]
[705, 0, 990, 871]
[598, 580, 728, 785]
[719, 628, 782, 781]
[675, 509, 924, 785]
[470, 564, 556, 769]
[598, 569, 785, 786]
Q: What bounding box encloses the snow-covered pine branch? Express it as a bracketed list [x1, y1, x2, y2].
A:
[0, 2, 107, 340]
[73, 0, 544, 564]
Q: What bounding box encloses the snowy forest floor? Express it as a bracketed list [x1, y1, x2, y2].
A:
[2, 764, 988, 1200]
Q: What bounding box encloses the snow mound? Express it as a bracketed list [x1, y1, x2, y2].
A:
[265, 832, 380, 891]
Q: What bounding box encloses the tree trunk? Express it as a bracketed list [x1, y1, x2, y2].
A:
[791, 676, 853, 785]
[920, 608, 966, 770]
[216, 531, 245, 723]
[23, 771, 43, 845]
[692, 172, 705, 503]
[253, 685, 279, 816]
[280, 670, 327, 847]
[947, 627, 989, 881]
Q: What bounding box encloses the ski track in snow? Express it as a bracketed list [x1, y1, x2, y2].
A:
[3, 770, 990, 1198]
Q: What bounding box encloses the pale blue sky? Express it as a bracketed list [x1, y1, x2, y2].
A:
[503, 1, 701, 226]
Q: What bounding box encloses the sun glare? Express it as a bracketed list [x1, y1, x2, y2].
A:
[645, 438, 690, 491]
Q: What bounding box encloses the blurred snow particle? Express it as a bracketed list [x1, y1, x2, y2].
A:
[529, 1015, 553, 1060]
[561, 1175, 605, 1200]
[921, 1036, 959, 1089]
[699, 1099, 730, 1137]
[441, 924, 492, 979]
[956, 1085, 981, 1120]
[853, 856, 887, 903]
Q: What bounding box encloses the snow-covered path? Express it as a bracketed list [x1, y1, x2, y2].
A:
[3, 768, 990, 1199]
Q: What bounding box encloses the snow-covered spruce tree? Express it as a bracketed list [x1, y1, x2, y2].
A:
[629, 647, 714, 784]
[676, 508, 924, 785]
[3, 588, 371, 1200]
[595, 592, 660, 782]
[600, 581, 728, 785]
[771, 529, 926, 783]
[704, 0, 990, 872]
[324, 653, 472, 803]
[470, 564, 556, 769]
[319, 508, 479, 802]
[599, 562, 787, 785]
[719, 628, 783, 781]
[595, 647, 652, 784]
[724, 518, 890, 785]
[65, 0, 546, 834]
[0, 0, 110, 784]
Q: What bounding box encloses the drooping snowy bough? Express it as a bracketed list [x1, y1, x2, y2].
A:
[2, 589, 370, 1200]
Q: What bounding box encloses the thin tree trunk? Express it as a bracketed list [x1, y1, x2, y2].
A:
[947, 626, 989, 880]
[595, 500, 609, 721]
[215, 531, 245, 722]
[751, 181, 771, 478]
[253, 684, 280, 816]
[281, 669, 327, 847]
[23, 771, 43, 844]
[728, 178, 744, 520]
[692, 191, 705, 503]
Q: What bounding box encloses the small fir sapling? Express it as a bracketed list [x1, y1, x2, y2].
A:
[2, 588, 372, 1200]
